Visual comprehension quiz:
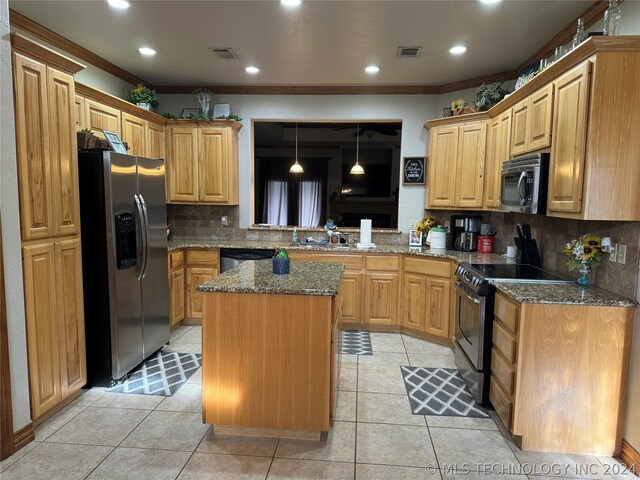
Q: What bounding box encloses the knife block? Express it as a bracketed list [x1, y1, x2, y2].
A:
[514, 237, 542, 268]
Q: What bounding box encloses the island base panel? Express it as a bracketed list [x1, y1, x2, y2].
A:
[202, 292, 334, 432]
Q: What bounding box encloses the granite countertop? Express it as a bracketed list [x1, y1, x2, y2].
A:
[490, 281, 638, 308]
[167, 238, 510, 264]
[196, 260, 344, 296]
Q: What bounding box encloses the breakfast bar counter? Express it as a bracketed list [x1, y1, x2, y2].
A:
[197, 260, 344, 438]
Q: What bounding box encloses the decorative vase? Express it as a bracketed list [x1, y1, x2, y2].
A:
[576, 264, 592, 286]
[137, 102, 151, 110]
[196, 91, 212, 117]
[272, 257, 290, 275]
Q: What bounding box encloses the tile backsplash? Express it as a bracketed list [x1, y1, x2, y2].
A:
[428, 209, 640, 299]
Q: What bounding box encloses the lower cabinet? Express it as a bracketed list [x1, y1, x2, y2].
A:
[168, 250, 185, 326]
[22, 238, 85, 420]
[401, 257, 453, 340]
[340, 272, 362, 323]
[186, 267, 216, 318]
[364, 272, 399, 325]
[175, 249, 220, 320]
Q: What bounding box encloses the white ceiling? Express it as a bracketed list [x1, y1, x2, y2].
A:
[9, 0, 593, 86]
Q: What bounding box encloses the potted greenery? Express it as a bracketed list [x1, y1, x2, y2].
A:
[474, 81, 509, 111]
[272, 249, 290, 274]
[127, 83, 159, 110]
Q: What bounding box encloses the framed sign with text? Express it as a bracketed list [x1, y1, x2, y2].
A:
[403, 157, 425, 185]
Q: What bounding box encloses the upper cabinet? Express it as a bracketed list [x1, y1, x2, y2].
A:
[146, 121, 166, 159]
[426, 114, 488, 210]
[85, 99, 121, 138]
[121, 112, 146, 156]
[166, 121, 241, 205]
[484, 110, 512, 209]
[510, 84, 553, 156]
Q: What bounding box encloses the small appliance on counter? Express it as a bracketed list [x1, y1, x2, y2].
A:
[477, 223, 496, 253]
[451, 215, 482, 251]
[426, 226, 447, 249]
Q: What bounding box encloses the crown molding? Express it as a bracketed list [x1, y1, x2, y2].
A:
[154, 85, 441, 95]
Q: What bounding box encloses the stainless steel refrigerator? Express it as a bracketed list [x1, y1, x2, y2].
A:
[78, 151, 169, 386]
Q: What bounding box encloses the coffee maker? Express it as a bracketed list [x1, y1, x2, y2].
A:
[451, 215, 482, 251]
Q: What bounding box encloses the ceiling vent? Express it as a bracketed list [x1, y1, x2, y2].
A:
[209, 47, 239, 60]
[397, 46, 422, 58]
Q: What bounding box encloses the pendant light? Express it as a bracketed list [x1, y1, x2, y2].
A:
[350, 123, 365, 175]
[289, 123, 304, 174]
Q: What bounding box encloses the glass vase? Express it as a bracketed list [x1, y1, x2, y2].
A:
[196, 92, 212, 117]
[603, 0, 622, 36]
[576, 264, 592, 287]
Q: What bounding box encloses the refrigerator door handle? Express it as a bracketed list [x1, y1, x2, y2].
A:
[139, 193, 151, 279]
[134, 194, 147, 281]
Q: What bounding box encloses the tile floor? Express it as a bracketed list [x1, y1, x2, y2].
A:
[1, 327, 637, 480]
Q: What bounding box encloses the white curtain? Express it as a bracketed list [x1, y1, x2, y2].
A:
[298, 180, 322, 227]
[264, 180, 288, 225]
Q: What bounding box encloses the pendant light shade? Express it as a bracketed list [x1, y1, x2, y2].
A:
[350, 123, 365, 175]
[289, 123, 304, 174]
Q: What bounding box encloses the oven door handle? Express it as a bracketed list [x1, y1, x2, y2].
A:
[454, 280, 481, 304]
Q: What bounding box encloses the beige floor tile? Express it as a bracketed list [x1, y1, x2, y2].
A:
[175, 328, 202, 344]
[268, 458, 354, 479]
[356, 422, 437, 467]
[370, 333, 406, 353]
[0, 441, 40, 473]
[408, 354, 457, 369]
[45, 407, 149, 446]
[514, 450, 610, 478]
[357, 392, 425, 426]
[335, 390, 357, 422]
[197, 429, 279, 457]
[170, 326, 192, 342]
[156, 383, 202, 413]
[356, 463, 442, 479]
[402, 336, 454, 356]
[0, 442, 112, 480]
[595, 456, 640, 480]
[92, 392, 165, 410]
[358, 352, 409, 369]
[442, 473, 526, 480]
[34, 405, 87, 441]
[186, 367, 202, 384]
[429, 427, 519, 472]
[338, 365, 357, 391]
[164, 342, 202, 354]
[86, 447, 191, 480]
[357, 365, 407, 394]
[340, 353, 358, 367]
[70, 387, 107, 407]
[121, 411, 210, 451]
[275, 420, 355, 463]
[426, 415, 498, 430]
[178, 452, 271, 480]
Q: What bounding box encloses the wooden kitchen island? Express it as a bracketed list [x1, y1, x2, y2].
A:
[197, 260, 344, 439]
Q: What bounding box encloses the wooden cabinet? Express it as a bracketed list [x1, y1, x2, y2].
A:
[401, 256, 453, 340]
[510, 84, 553, 156]
[455, 123, 486, 208]
[427, 125, 458, 207]
[547, 61, 591, 214]
[364, 272, 399, 325]
[489, 292, 634, 456]
[12, 35, 87, 421]
[85, 99, 121, 138]
[184, 249, 219, 319]
[340, 272, 362, 323]
[166, 121, 241, 205]
[74, 95, 85, 131]
[146, 121, 166, 159]
[483, 110, 511, 209]
[121, 112, 146, 156]
[426, 115, 487, 209]
[168, 251, 185, 326]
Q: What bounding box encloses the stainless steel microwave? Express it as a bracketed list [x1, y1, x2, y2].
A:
[500, 153, 549, 214]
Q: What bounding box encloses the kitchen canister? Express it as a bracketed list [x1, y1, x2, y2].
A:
[477, 235, 495, 253]
[427, 226, 448, 249]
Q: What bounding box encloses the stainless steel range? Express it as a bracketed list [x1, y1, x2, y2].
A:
[453, 263, 572, 405]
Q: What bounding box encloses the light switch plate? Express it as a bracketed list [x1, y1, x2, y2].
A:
[609, 244, 618, 263]
[221, 216, 229, 226]
[618, 244, 627, 264]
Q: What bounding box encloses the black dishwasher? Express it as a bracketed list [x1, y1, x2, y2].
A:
[219, 248, 274, 273]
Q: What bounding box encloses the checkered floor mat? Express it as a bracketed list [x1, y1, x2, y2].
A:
[107, 351, 201, 396]
[400, 366, 489, 418]
[341, 330, 373, 355]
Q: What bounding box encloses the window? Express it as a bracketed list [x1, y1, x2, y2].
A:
[254, 121, 402, 229]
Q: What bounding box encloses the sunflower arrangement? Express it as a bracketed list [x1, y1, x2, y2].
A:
[563, 234, 606, 272]
[451, 98, 468, 115]
[127, 84, 159, 109]
[416, 215, 437, 235]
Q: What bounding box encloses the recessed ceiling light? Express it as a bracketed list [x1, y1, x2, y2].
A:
[449, 45, 467, 55]
[365, 65, 380, 74]
[138, 47, 156, 56]
[281, 0, 301, 6]
[107, 0, 130, 9]
[245, 66, 260, 74]
[479, 0, 502, 3]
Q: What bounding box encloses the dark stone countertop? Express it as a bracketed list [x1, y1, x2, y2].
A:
[196, 260, 344, 296]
